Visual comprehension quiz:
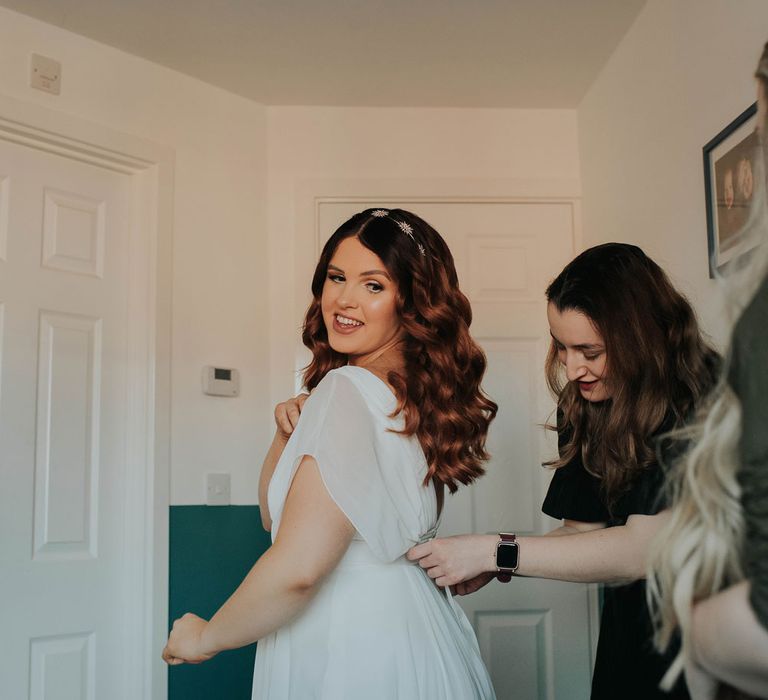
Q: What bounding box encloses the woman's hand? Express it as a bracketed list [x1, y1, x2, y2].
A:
[684, 657, 717, 700]
[162, 613, 216, 666]
[407, 534, 496, 587]
[274, 393, 309, 440]
[686, 581, 768, 698]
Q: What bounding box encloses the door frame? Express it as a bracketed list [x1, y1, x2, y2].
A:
[0, 92, 174, 700]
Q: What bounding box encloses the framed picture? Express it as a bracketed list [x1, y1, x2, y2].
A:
[703, 102, 759, 277]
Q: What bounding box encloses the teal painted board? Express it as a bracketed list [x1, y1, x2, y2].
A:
[168, 505, 271, 700]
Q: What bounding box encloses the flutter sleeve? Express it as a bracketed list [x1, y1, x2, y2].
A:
[541, 420, 609, 523]
[541, 457, 609, 523]
[268, 368, 425, 563]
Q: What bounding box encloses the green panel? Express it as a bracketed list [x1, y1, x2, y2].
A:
[168, 505, 272, 700]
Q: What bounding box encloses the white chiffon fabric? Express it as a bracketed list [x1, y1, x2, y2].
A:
[252, 365, 495, 699]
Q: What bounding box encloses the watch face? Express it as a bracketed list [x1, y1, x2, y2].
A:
[497, 541, 519, 570]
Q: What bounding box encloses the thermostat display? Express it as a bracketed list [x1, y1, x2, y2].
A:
[203, 366, 240, 397]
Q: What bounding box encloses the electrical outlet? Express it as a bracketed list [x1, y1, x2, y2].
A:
[30, 54, 61, 95]
[206, 473, 231, 506]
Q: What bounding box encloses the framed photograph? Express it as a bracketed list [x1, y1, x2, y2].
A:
[703, 103, 759, 277]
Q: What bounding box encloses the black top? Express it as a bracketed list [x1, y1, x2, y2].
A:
[542, 424, 689, 700]
[728, 273, 768, 630]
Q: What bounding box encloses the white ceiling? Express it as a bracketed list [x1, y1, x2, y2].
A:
[0, 0, 648, 107]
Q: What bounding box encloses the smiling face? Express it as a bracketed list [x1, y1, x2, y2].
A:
[321, 236, 402, 365]
[547, 302, 609, 402]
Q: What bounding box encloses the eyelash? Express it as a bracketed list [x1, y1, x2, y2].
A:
[554, 343, 601, 361]
[326, 273, 384, 294]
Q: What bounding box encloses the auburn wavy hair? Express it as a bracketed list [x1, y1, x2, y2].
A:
[544, 243, 720, 507]
[302, 207, 497, 493]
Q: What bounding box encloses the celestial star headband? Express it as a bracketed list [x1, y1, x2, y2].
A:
[370, 209, 426, 256]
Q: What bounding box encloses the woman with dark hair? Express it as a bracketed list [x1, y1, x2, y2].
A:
[162, 208, 498, 699]
[407, 242, 720, 699]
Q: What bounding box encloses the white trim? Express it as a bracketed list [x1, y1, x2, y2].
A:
[0, 91, 174, 700]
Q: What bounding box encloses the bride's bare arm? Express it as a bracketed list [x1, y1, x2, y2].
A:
[259, 394, 309, 531]
[163, 456, 354, 664]
[258, 432, 288, 531]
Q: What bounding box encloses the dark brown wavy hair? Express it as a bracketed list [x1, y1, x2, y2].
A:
[545, 243, 720, 506]
[302, 208, 497, 493]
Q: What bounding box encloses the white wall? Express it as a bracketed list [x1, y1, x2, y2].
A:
[266, 106, 581, 424]
[579, 0, 768, 346]
[3, 0, 763, 505]
[0, 6, 270, 505]
[0, 7, 585, 508]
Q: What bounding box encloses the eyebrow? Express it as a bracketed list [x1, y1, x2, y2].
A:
[327, 264, 391, 279]
[549, 332, 604, 351]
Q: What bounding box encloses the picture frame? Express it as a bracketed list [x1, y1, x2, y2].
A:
[703, 102, 759, 278]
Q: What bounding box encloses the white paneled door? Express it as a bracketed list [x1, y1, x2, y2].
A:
[0, 137, 138, 700]
[315, 199, 594, 700]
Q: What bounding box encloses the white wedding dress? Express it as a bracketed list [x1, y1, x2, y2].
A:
[252, 365, 495, 699]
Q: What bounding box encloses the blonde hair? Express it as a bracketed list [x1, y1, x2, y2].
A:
[647, 42, 768, 690]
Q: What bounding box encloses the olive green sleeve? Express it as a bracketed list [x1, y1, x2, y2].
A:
[739, 443, 768, 630]
[732, 275, 768, 631]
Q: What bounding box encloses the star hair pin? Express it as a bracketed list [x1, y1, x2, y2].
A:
[371, 209, 390, 217]
[396, 220, 414, 236]
[395, 220, 426, 256]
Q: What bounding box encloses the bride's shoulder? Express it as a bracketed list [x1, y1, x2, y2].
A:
[307, 367, 372, 410]
[319, 366, 388, 395]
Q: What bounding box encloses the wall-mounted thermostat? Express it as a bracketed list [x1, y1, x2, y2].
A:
[202, 366, 240, 397]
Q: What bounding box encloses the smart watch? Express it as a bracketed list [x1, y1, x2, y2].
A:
[495, 532, 519, 582]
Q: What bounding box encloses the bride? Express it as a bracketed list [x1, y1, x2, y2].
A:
[162, 207, 498, 699]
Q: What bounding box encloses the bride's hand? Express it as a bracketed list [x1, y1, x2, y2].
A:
[274, 394, 309, 440]
[162, 613, 216, 666]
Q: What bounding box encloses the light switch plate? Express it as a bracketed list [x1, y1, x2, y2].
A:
[206, 473, 231, 506]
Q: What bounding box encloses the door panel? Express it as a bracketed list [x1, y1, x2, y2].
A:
[0, 138, 134, 700]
